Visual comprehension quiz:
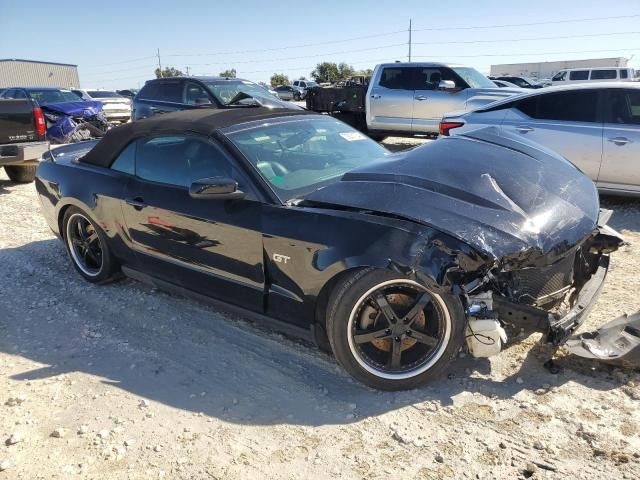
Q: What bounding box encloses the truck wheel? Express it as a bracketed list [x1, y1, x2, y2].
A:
[368, 134, 387, 142]
[326, 268, 466, 391]
[293, 92, 301, 101]
[4, 165, 37, 183]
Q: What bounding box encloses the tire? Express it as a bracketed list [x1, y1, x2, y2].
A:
[62, 207, 120, 284]
[293, 92, 301, 101]
[4, 165, 36, 183]
[326, 268, 466, 391]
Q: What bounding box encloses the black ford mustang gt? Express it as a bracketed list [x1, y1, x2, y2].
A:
[35, 108, 634, 390]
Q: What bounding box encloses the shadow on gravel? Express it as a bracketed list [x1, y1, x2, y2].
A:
[601, 195, 640, 233]
[0, 179, 14, 195]
[0, 238, 631, 428]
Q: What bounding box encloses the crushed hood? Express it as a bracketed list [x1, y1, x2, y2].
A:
[41, 101, 103, 117]
[304, 128, 600, 266]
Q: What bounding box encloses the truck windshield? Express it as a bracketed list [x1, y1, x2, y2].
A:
[226, 116, 390, 201]
[27, 89, 84, 106]
[452, 68, 496, 89]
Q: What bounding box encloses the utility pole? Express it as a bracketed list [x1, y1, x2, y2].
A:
[186, 66, 190, 75]
[157, 48, 162, 74]
[408, 19, 412, 62]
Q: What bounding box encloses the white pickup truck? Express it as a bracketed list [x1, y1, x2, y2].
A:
[307, 62, 522, 139]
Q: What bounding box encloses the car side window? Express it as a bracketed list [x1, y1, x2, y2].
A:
[607, 90, 640, 125]
[620, 69, 628, 79]
[552, 71, 566, 81]
[12, 89, 27, 99]
[138, 81, 183, 103]
[135, 135, 238, 188]
[2, 89, 16, 98]
[569, 70, 589, 81]
[184, 82, 211, 105]
[110, 141, 136, 175]
[516, 91, 599, 122]
[379, 67, 413, 90]
[591, 70, 616, 80]
[415, 68, 443, 90]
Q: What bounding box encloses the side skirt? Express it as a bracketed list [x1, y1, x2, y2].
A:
[121, 266, 315, 345]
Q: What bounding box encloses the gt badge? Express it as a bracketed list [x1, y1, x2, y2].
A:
[273, 253, 291, 264]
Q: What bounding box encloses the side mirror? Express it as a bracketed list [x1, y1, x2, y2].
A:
[194, 97, 212, 105]
[189, 177, 245, 200]
[438, 80, 457, 90]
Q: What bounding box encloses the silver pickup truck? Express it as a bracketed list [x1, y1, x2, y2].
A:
[307, 62, 522, 139]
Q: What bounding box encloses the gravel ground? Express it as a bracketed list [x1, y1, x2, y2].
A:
[1, 139, 639, 479]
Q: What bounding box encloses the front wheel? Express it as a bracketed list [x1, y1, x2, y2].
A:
[62, 207, 120, 284]
[293, 92, 301, 101]
[326, 269, 465, 390]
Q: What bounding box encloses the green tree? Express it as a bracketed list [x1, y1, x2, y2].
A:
[357, 68, 373, 77]
[310, 62, 340, 83]
[337, 62, 355, 79]
[270, 73, 290, 87]
[154, 66, 184, 78]
[219, 68, 237, 78]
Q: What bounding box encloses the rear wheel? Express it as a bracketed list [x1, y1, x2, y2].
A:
[4, 165, 36, 183]
[327, 269, 465, 390]
[62, 207, 120, 284]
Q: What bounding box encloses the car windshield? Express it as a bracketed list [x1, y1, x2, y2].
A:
[27, 89, 83, 106]
[452, 68, 496, 88]
[305, 81, 319, 88]
[87, 90, 124, 98]
[226, 116, 390, 201]
[203, 80, 271, 105]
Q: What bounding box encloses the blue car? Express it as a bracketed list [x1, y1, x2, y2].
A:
[0, 87, 110, 143]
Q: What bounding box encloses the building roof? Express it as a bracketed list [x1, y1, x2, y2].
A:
[81, 107, 315, 167]
[0, 58, 77, 67]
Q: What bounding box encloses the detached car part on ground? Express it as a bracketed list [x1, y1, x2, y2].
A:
[34, 108, 638, 390]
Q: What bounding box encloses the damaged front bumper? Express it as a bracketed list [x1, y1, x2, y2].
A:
[467, 214, 640, 368]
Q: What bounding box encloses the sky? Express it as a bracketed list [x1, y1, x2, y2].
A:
[2, 0, 640, 90]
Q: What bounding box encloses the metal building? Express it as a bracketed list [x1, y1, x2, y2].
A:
[490, 57, 629, 81]
[0, 59, 80, 88]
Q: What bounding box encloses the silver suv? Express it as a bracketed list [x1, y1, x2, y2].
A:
[365, 63, 521, 135]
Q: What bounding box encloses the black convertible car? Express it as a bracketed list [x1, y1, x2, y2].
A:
[35, 108, 637, 390]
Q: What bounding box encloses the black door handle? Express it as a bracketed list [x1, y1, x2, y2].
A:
[126, 197, 146, 210]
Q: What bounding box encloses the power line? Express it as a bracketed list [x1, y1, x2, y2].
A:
[413, 13, 640, 32]
[412, 46, 640, 59]
[175, 43, 405, 67]
[164, 29, 407, 58]
[413, 30, 640, 46]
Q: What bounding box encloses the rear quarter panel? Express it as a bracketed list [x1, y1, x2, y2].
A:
[35, 158, 135, 264]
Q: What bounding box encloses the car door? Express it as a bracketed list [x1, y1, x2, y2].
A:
[412, 66, 468, 134]
[501, 89, 604, 180]
[120, 134, 265, 311]
[367, 66, 415, 131]
[598, 88, 640, 193]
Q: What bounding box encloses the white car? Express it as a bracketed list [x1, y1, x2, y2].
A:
[72, 89, 132, 123]
[440, 83, 640, 196]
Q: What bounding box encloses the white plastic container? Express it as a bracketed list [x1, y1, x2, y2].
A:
[465, 318, 508, 358]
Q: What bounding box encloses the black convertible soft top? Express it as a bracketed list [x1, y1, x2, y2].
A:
[81, 107, 314, 167]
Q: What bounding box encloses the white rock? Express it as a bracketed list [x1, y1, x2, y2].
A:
[51, 428, 66, 438]
[154, 445, 162, 452]
[0, 459, 12, 471]
[97, 430, 110, 439]
[516, 377, 524, 385]
[78, 425, 89, 435]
